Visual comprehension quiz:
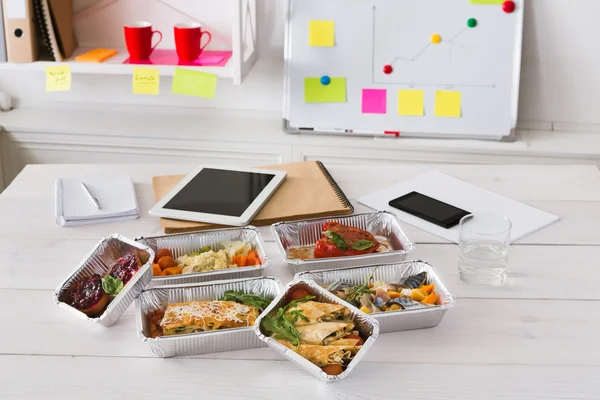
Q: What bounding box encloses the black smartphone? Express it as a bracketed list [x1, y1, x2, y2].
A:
[388, 191, 471, 229]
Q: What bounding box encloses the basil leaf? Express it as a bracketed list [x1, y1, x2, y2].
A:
[324, 231, 348, 251]
[351, 240, 374, 251]
[102, 275, 124, 296]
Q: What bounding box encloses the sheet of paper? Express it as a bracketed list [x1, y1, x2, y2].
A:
[172, 68, 217, 98]
[470, 0, 504, 4]
[357, 170, 560, 244]
[435, 90, 461, 117]
[309, 20, 335, 47]
[362, 89, 387, 114]
[46, 66, 71, 92]
[5, 0, 27, 19]
[132, 68, 160, 95]
[305, 78, 346, 103]
[398, 90, 424, 116]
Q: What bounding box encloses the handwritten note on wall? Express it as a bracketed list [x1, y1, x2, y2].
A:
[172, 68, 217, 98]
[46, 66, 71, 92]
[133, 68, 160, 95]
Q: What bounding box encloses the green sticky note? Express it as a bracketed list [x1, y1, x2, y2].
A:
[172, 68, 217, 98]
[304, 78, 346, 103]
[398, 90, 424, 116]
[435, 91, 461, 118]
[470, 0, 504, 4]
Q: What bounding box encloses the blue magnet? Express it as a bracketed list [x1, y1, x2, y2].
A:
[320, 75, 331, 85]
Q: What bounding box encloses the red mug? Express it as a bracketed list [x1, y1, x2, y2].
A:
[174, 23, 212, 61]
[124, 21, 163, 61]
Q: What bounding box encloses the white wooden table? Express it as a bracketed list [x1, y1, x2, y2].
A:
[1, 163, 599, 399]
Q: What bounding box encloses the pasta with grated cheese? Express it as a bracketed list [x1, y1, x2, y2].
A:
[159, 300, 260, 336]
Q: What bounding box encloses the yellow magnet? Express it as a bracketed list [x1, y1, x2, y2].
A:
[431, 34, 442, 44]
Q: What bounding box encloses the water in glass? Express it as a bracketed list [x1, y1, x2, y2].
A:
[458, 214, 511, 286]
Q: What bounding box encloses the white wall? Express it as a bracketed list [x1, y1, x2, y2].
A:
[1, 0, 600, 129]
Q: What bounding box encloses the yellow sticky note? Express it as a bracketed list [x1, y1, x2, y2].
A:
[309, 20, 335, 47]
[46, 66, 71, 92]
[470, 0, 504, 4]
[172, 68, 217, 98]
[304, 78, 346, 103]
[133, 68, 160, 95]
[398, 90, 424, 116]
[435, 91, 461, 118]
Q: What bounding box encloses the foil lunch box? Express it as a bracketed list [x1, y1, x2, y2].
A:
[296, 261, 456, 334]
[136, 276, 283, 358]
[254, 277, 380, 383]
[54, 234, 155, 327]
[271, 211, 416, 274]
[135, 226, 270, 286]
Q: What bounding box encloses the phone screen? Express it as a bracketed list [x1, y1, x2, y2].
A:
[388, 192, 470, 229]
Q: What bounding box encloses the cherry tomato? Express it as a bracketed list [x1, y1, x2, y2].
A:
[342, 334, 365, 346]
[289, 288, 311, 301]
[321, 364, 344, 376]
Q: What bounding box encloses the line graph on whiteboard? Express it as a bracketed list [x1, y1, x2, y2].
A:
[371, 5, 496, 89]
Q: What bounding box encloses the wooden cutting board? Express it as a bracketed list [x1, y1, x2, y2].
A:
[151, 161, 354, 234]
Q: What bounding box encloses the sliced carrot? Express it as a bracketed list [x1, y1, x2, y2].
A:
[162, 267, 183, 276]
[152, 264, 162, 276]
[232, 255, 247, 267]
[388, 291, 401, 299]
[421, 284, 435, 295]
[422, 292, 437, 305]
[246, 250, 260, 266]
[435, 293, 442, 305]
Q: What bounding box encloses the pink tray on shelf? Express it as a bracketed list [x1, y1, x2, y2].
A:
[123, 49, 232, 67]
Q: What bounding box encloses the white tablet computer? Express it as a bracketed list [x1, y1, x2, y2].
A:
[149, 165, 287, 226]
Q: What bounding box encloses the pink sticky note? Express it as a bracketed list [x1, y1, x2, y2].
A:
[362, 89, 387, 114]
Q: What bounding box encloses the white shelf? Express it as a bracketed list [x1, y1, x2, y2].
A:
[0, 0, 258, 85]
[0, 46, 258, 80]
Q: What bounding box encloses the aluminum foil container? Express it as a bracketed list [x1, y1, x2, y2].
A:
[271, 211, 416, 274]
[296, 261, 456, 334]
[135, 226, 270, 286]
[254, 277, 379, 382]
[53, 234, 154, 327]
[136, 276, 283, 358]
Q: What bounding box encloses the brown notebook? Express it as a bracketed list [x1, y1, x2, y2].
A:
[151, 161, 354, 234]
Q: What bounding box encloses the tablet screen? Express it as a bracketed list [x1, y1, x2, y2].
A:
[163, 168, 276, 217]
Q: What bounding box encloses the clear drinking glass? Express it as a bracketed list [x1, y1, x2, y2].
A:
[458, 213, 512, 286]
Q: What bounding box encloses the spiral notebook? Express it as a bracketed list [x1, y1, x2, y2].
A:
[152, 161, 353, 234]
[55, 176, 140, 227]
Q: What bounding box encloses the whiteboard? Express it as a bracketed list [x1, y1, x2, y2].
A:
[283, 0, 524, 140]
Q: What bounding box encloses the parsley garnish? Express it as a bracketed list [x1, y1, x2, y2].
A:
[346, 267, 379, 305]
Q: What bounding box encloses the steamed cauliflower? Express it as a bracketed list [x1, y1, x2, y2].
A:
[178, 250, 235, 274]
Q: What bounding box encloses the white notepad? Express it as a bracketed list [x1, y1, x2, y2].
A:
[55, 176, 139, 227]
[358, 170, 560, 244]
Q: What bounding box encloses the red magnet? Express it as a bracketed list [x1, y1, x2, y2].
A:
[502, 1, 515, 13]
[383, 65, 393, 74]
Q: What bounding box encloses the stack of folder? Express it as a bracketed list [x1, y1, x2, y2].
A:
[1, 0, 77, 63]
